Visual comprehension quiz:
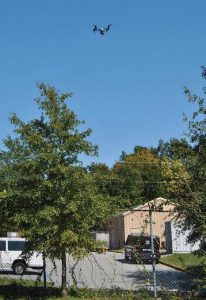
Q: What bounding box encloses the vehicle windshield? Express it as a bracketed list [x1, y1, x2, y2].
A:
[126, 235, 160, 250]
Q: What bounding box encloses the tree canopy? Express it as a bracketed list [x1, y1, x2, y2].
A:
[0, 83, 110, 292]
[176, 67, 206, 250]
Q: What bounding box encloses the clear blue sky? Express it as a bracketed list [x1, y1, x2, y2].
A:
[0, 0, 206, 166]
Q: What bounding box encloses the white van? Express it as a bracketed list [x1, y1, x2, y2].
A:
[0, 237, 44, 275]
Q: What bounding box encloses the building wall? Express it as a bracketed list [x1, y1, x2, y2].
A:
[123, 208, 175, 249]
[108, 215, 125, 249]
[165, 220, 201, 253]
[108, 201, 176, 250]
[90, 231, 110, 248]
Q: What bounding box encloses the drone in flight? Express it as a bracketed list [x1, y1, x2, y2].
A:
[93, 24, 112, 35]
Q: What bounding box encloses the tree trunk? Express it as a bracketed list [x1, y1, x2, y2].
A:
[61, 250, 68, 296]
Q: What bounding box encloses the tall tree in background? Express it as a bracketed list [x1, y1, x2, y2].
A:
[88, 142, 192, 212]
[110, 147, 163, 208]
[152, 139, 192, 199]
[179, 66, 206, 251]
[0, 83, 109, 294]
[106, 145, 191, 209]
[160, 157, 190, 199]
[154, 138, 194, 164]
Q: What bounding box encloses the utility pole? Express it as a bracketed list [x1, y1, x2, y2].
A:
[148, 204, 157, 298]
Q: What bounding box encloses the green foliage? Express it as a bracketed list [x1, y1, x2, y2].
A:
[154, 138, 194, 163]
[87, 163, 118, 229]
[176, 66, 206, 251]
[0, 284, 190, 300]
[88, 144, 192, 211]
[0, 83, 110, 291]
[95, 145, 191, 210]
[161, 157, 190, 198]
[107, 148, 164, 208]
[151, 74, 206, 251]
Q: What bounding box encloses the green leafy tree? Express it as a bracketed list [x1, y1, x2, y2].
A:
[110, 147, 163, 208]
[87, 163, 116, 229]
[109, 145, 191, 208]
[152, 139, 192, 199]
[0, 155, 7, 192]
[154, 138, 194, 165]
[161, 157, 190, 198]
[178, 66, 206, 251]
[88, 163, 112, 196]
[0, 83, 109, 294]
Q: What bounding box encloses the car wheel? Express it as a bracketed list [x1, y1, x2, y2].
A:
[13, 261, 26, 275]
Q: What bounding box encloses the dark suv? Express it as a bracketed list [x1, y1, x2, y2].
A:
[124, 233, 160, 263]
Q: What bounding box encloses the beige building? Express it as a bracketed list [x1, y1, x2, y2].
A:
[108, 197, 176, 249]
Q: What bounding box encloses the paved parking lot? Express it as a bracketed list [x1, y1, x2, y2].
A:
[45, 251, 192, 291]
[0, 251, 192, 292]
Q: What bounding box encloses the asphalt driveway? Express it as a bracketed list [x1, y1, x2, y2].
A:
[0, 251, 192, 292]
[45, 251, 192, 291]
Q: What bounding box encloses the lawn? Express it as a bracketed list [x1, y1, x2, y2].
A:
[160, 253, 206, 273]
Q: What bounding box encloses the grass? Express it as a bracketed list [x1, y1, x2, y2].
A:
[0, 286, 199, 299]
[0, 287, 149, 300]
[160, 253, 206, 272]
[0, 277, 46, 287]
[160, 253, 206, 291]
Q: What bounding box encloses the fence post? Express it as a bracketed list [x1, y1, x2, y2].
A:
[43, 252, 47, 289]
[149, 208, 157, 298]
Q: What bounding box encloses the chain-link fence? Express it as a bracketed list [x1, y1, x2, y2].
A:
[0, 209, 205, 299]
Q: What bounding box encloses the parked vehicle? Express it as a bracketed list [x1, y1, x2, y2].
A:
[124, 233, 160, 263]
[0, 237, 43, 275]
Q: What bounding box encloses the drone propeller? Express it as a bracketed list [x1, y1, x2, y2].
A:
[93, 25, 98, 33]
[105, 24, 112, 32]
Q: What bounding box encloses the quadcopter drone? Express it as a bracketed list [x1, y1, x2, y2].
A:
[93, 24, 112, 35]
